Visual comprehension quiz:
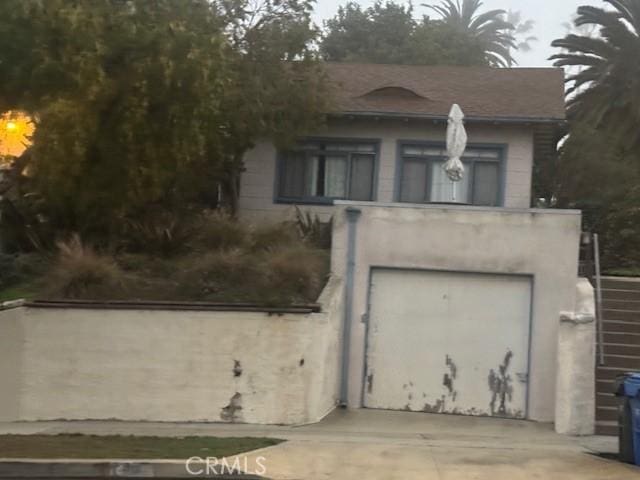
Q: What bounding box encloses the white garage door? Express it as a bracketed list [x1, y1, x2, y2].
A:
[364, 269, 532, 419]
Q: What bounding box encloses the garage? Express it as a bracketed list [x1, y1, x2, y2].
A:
[363, 269, 532, 419]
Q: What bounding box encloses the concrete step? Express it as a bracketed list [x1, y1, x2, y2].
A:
[597, 354, 640, 369]
[596, 366, 638, 382]
[596, 392, 618, 408]
[595, 420, 618, 437]
[597, 378, 614, 392]
[596, 406, 617, 422]
[602, 299, 640, 311]
[601, 320, 640, 334]
[601, 277, 640, 291]
[600, 289, 640, 301]
[603, 332, 640, 344]
[602, 309, 640, 322]
[602, 306, 640, 322]
[598, 343, 640, 357]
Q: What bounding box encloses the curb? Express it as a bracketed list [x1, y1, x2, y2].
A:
[0, 299, 25, 311]
[0, 460, 268, 479]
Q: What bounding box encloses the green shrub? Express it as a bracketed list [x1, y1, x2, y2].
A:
[294, 207, 332, 250]
[0, 252, 48, 290]
[0, 254, 20, 290]
[43, 236, 127, 300]
[599, 186, 640, 272]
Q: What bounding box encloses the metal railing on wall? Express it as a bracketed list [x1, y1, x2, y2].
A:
[580, 232, 605, 366]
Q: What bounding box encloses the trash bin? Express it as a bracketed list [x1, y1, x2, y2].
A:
[627, 374, 640, 466]
[615, 373, 640, 465]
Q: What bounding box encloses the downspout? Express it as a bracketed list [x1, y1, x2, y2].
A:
[340, 207, 361, 407]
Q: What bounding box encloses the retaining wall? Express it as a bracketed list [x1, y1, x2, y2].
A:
[0, 278, 343, 425]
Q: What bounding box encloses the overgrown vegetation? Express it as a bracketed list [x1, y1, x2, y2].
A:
[320, 0, 534, 67]
[544, 0, 640, 273]
[0, 213, 331, 305]
[0, 1, 333, 303]
[0, 0, 328, 247]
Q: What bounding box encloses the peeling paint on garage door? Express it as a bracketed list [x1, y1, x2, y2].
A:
[363, 269, 532, 418]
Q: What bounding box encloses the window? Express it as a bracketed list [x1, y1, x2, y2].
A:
[398, 144, 502, 206]
[278, 140, 377, 203]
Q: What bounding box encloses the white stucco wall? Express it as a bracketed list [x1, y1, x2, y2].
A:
[0, 278, 343, 425]
[555, 278, 596, 435]
[239, 118, 534, 223]
[331, 202, 582, 422]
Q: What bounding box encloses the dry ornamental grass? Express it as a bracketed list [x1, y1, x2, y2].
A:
[21, 212, 331, 305]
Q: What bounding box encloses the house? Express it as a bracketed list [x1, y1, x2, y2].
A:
[239, 63, 566, 221]
[240, 63, 592, 429]
[0, 64, 594, 434]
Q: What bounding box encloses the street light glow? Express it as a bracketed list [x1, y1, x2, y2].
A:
[0, 111, 34, 157]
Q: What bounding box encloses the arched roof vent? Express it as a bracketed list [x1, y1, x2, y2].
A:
[360, 86, 426, 99]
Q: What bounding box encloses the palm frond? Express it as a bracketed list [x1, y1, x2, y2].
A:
[484, 51, 509, 68]
[551, 34, 615, 58]
[469, 9, 509, 31]
[426, 0, 521, 67]
[550, 53, 605, 68]
[461, 0, 482, 25]
[604, 0, 640, 31]
[575, 6, 622, 30]
[552, 0, 640, 148]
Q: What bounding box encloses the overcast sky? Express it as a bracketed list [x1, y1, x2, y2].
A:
[312, 0, 602, 67]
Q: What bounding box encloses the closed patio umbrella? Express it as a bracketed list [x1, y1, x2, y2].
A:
[444, 104, 467, 202]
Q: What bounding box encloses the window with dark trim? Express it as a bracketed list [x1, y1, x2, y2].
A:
[278, 140, 377, 204]
[398, 144, 502, 206]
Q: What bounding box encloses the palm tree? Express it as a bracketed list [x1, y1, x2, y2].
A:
[550, 0, 640, 149]
[424, 0, 516, 67]
[507, 10, 538, 65]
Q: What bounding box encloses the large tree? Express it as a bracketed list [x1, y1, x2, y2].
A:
[0, 0, 328, 244]
[550, 0, 640, 150]
[1, 0, 232, 239]
[546, 1, 640, 272]
[320, 1, 417, 63]
[320, 1, 488, 66]
[214, 0, 329, 213]
[425, 0, 516, 67]
[550, 122, 640, 271]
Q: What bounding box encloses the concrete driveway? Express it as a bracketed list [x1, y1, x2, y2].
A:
[223, 409, 638, 480]
[1, 409, 638, 479]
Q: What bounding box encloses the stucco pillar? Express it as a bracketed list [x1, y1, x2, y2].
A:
[555, 278, 596, 435]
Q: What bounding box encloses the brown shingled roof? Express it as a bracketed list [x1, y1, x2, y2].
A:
[325, 63, 566, 122]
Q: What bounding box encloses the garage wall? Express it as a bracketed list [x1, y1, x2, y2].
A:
[331, 202, 582, 422]
[0, 278, 343, 425]
[239, 117, 534, 223]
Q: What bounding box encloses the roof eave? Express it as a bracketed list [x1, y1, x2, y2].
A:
[329, 111, 567, 125]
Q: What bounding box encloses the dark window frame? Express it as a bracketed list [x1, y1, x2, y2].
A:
[275, 138, 381, 205]
[395, 141, 506, 207]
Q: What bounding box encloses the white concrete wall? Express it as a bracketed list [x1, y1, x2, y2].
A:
[239, 118, 534, 223]
[555, 278, 596, 435]
[331, 202, 582, 422]
[0, 278, 343, 425]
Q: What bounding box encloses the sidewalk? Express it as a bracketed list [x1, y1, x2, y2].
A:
[0, 409, 635, 479]
[0, 409, 618, 452]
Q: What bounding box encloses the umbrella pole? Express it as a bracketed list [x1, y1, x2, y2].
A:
[452, 181, 457, 202]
